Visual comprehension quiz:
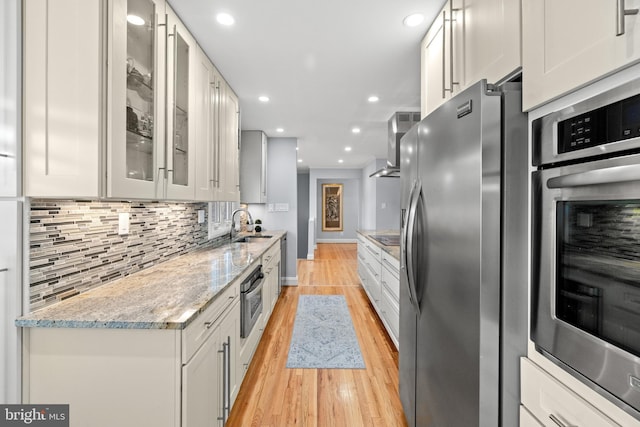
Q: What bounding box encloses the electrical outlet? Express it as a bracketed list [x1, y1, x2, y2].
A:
[118, 213, 130, 235]
[197, 209, 205, 224]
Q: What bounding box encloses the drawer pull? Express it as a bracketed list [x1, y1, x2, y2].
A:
[549, 414, 573, 427]
[204, 321, 214, 329]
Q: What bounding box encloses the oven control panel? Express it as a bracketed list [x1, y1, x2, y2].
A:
[558, 93, 640, 154]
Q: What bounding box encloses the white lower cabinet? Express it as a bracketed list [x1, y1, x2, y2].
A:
[357, 235, 399, 348]
[520, 405, 544, 427]
[182, 298, 240, 427]
[520, 358, 620, 427]
[262, 242, 281, 316]
[24, 283, 241, 427]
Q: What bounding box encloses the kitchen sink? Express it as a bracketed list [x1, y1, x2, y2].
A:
[233, 235, 273, 243]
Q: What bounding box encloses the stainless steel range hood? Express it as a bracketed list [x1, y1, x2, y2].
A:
[370, 111, 420, 178]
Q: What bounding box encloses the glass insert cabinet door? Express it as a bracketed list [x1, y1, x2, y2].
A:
[125, 0, 155, 183]
[108, 0, 165, 199]
[171, 31, 189, 187]
[164, 7, 196, 200]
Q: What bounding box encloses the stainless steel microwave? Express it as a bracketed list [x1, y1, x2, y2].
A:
[531, 75, 640, 420]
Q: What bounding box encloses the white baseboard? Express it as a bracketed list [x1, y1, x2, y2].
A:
[283, 277, 298, 286]
[307, 253, 314, 260]
[316, 238, 357, 244]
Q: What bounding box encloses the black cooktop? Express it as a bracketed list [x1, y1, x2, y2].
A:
[370, 234, 400, 246]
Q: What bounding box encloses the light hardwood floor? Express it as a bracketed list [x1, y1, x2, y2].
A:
[227, 243, 408, 427]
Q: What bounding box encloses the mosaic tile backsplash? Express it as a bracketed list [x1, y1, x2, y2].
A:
[29, 200, 227, 312]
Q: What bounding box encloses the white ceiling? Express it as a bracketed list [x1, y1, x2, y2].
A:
[168, 0, 443, 170]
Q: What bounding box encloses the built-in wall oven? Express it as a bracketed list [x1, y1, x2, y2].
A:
[532, 72, 640, 420]
[240, 265, 264, 339]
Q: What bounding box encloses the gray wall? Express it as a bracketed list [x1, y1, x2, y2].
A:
[316, 178, 359, 241]
[247, 137, 298, 284]
[296, 171, 309, 259]
[307, 168, 361, 258]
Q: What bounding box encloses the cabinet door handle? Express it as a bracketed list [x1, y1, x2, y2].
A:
[0, 153, 13, 158]
[442, 3, 460, 98]
[548, 414, 574, 427]
[448, 1, 459, 92]
[0, 268, 8, 273]
[441, 10, 447, 99]
[217, 336, 231, 424]
[617, 0, 639, 36]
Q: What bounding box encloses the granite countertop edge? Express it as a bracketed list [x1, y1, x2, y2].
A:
[357, 229, 401, 261]
[16, 231, 286, 330]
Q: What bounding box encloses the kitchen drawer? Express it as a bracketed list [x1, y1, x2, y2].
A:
[379, 285, 399, 347]
[364, 238, 382, 259]
[262, 241, 279, 268]
[381, 251, 399, 277]
[520, 405, 544, 427]
[380, 258, 399, 304]
[183, 283, 239, 363]
[521, 358, 620, 427]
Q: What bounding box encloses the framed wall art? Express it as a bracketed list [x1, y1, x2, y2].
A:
[322, 183, 343, 232]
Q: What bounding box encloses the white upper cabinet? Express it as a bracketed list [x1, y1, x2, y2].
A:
[24, 0, 237, 201]
[421, 3, 450, 118]
[462, 0, 521, 87]
[0, 0, 19, 197]
[24, 0, 102, 198]
[194, 48, 215, 201]
[522, 0, 640, 110]
[239, 130, 268, 204]
[218, 83, 240, 202]
[421, 0, 521, 118]
[107, 0, 166, 199]
[193, 49, 234, 203]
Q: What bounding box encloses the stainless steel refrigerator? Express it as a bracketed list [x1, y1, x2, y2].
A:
[399, 80, 528, 426]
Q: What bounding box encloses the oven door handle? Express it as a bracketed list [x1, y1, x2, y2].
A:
[547, 164, 640, 188]
[244, 277, 264, 299]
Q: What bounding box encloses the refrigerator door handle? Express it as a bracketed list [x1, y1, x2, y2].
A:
[406, 179, 423, 313]
[401, 180, 417, 308]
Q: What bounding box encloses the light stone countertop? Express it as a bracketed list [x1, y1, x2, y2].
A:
[357, 229, 400, 260]
[16, 231, 286, 330]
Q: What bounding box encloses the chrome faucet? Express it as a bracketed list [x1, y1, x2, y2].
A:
[230, 208, 254, 241]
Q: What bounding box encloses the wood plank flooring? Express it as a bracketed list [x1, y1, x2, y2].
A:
[227, 243, 408, 427]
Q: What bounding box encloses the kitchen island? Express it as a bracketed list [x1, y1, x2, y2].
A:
[16, 231, 285, 427]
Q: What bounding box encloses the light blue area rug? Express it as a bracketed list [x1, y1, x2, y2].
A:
[286, 295, 365, 369]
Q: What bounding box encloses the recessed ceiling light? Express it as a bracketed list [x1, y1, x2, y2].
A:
[298, 159, 303, 163]
[338, 159, 344, 163]
[258, 95, 270, 102]
[403, 13, 424, 27]
[276, 128, 284, 133]
[345, 146, 352, 152]
[352, 127, 361, 134]
[216, 12, 235, 26]
[368, 95, 379, 103]
[296, 147, 299, 151]
[127, 14, 145, 26]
